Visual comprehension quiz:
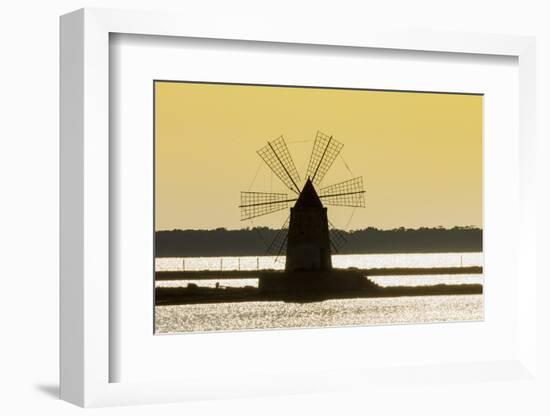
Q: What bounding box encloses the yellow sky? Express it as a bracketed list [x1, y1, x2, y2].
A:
[155, 81, 482, 231]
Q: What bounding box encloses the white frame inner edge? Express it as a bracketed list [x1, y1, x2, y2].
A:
[60, 7, 537, 408]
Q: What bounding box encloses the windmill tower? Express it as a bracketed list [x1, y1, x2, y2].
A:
[285, 178, 333, 272]
[239, 131, 368, 293]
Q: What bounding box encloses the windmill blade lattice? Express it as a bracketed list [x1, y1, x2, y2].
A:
[328, 220, 348, 253]
[306, 131, 344, 186]
[257, 136, 301, 194]
[266, 216, 290, 263]
[240, 131, 366, 263]
[239, 192, 294, 221]
[319, 177, 366, 208]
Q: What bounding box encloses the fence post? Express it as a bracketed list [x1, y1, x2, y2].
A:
[257, 257, 259, 270]
[182, 258, 185, 271]
[220, 257, 223, 271]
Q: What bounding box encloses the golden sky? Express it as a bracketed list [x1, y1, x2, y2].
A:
[155, 81, 482, 231]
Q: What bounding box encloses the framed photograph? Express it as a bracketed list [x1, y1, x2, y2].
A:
[153, 80, 484, 334]
[60, 8, 539, 408]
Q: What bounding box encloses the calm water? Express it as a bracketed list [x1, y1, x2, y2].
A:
[155, 252, 483, 334]
[156, 252, 482, 272]
[155, 295, 483, 334]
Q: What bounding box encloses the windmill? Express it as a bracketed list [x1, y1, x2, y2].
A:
[239, 131, 366, 276]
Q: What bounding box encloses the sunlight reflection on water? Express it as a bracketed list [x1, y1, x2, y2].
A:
[155, 295, 483, 334]
[155, 252, 483, 272]
[154, 252, 483, 334]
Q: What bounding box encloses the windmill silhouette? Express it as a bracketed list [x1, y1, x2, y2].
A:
[239, 131, 366, 289]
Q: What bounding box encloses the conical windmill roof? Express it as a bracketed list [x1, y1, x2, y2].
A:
[294, 178, 323, 208]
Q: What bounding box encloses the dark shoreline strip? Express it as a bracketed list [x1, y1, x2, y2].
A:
[155, 283, 483, 306]
[155, 266, 483, 281]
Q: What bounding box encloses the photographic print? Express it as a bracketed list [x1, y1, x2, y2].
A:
[154, 81, 483, 334]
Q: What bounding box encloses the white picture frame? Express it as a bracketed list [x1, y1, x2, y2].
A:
[60, 7, 539, 408]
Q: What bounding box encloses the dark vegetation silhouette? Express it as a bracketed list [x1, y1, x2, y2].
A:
[155, 226, 482, 257]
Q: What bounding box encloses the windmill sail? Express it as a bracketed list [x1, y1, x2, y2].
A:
[239, 192, 295, 220]
[328, 220, 348, 253]
[266, 216, 290, 264]
[241, 132, 366, 265]
[257, 136, 301, 194]
[306, 131, 344, 186]
[319, 177, 366, 208]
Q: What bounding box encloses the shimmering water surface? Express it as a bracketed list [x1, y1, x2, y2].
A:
[155, 252, 483, 334]
[156, 252, 482, 272]
[155, 295, 483, 334]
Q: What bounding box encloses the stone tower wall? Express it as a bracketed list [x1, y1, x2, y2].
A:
[285, 207, 332, 271]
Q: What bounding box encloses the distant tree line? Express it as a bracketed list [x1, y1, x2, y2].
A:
[155, 226, 482, 257]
